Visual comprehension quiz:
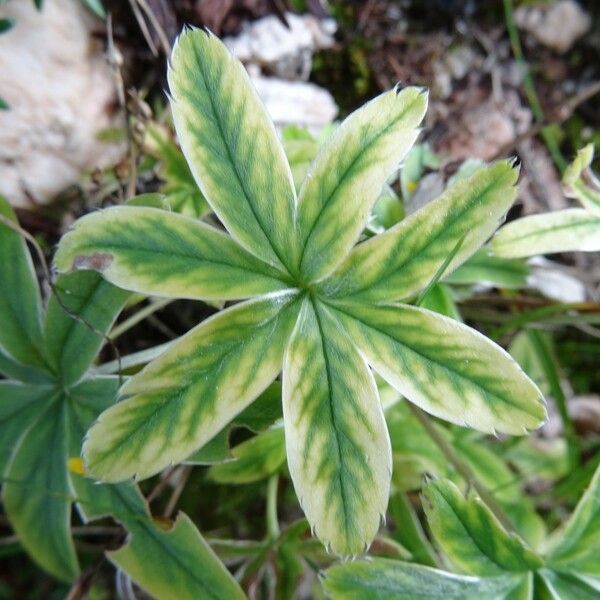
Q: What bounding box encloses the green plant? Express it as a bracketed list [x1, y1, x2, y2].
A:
[53, 28, 546, 556]
[0, 196, 244, 597]
[324, 464, 600, 598]
[493, 145, 600, 257]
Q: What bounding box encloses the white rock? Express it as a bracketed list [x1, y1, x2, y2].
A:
[0, 0, 125, 207]
[515, 0, 591, 53]
[251, 75, 337, 132]
[224, 12, 336, 80]
[527, 256, 587, 303]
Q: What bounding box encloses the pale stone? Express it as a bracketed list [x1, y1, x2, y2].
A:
[515, 0, 591, 53]
[0, 0, 125, 207]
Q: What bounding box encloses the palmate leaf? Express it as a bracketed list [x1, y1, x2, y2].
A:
[320, 161, 519, 302]
[54, 206, 291, 301]
[82, 294, 301, 482]
[168, 28, 297, 272]
[323, 558, 524, 599]
[0, 197, 45, 369]
[327, 300, 545, 435]
[283, 299, 391, 555]
[54, 28, 546, 557]
[422, 479, 543, 576]
[295, 85, 427, 280]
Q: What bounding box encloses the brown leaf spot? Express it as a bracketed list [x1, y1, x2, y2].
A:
[72, 253, 113, 271]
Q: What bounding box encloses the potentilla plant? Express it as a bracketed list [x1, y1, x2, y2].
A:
[54, 28, 546, 555]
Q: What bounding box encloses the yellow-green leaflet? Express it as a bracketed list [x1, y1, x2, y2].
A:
[328, 300, 546, 435]
[283, 299, 391, 555]
[54, 206, 291, 300]
[295, 85, 427, 280]
[492, 208, 600, 258]
[562, 144, 600, 212]
[423, 479, 543, 576]
[320, 161, 518, 302]
[83, 294, 300, 482]
[168, 28, 297, 273]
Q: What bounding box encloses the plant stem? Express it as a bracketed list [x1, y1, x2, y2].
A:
[109, 297, 172, 340]
[408, 404, 517, 533]
[266, 474, 280, 541]
[503, 0, 566, 172]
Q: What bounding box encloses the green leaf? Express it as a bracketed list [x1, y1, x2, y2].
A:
[538, 569, 600, 599]
[0, 382, 54, 475]
[82, 0, 106, 19]
[327, 300, 546, 435]
[445, 248, 530, 289]
[0, 349, 51, 383]
[562, 144, 600, 212]
[110, 511, 246, 600]
[492, 209, 600, 257]
[3, 400, 79, 582]
[422, 479, 543, 576]
[322, 558, 524, 599]
[418, 283, 462, 321]
[282, 299, 391, 555]
[0, 96, 9, 110]
[400, 143, 441, 201]
[321, 161, 519, 303]
[144, 124, 210, 218]
[83, 294, 301, 482]
[54, 206, 292, 300]
[208, 426, 285, 484]
[0, 18, 15, 33]
[546, 462, 600, 577]
[0, 197, 45, 369]
[185, 381, 283, 464]
[296, 85, 427, 280]
[44, 271, 129, 386]
[168, 29, 297, 272]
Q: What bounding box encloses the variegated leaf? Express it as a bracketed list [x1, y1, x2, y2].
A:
[323, 558, 525, 599]
[327, 300, 546, 435]
[168, 28, 297, 272]
[54, 206, 291, 300]
[296, 86, 427, 280]
[492, 208, 600, 258]
[423, 479, 543, 576]
[83, 294, 301, 482]
[320, 161, 519, 302]
[562, 144, 600, 212]
[283, 298, 391, 556]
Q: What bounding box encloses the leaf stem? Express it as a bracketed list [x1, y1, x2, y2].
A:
[408, 404, 517, 534]
[266, 474, 280, 541]
[109, 297, 172, 340]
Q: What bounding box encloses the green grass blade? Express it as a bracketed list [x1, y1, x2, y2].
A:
[320, 161, 519, 303]
[82, 294, 301, 482]
[54, 206, 292, 301]
[492, 208, 600, 257]
[44, 271, 129, 386]
[322, 558, 524, 599]
[329, 300, 546, 435]
[296, 86, 427, 281]
[423, 479, 542, 576]
[0, 197, 45, 369]
[282, 298, 392, 555]
[168, 28, 297, 272]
